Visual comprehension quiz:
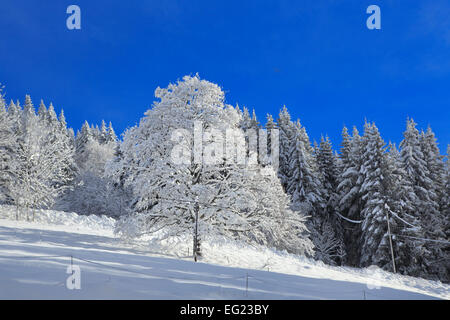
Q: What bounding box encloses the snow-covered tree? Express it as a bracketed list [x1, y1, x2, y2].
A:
[287, 120, 324, 209]
[340, 122, 426, 274]
[317, 136, 338, 195]
[400, 119, 431, 219]
[37, 100, 47, 119]
[419, 127, 448, 282]
[111, 75, 314, 256]
[336, 126, 364, 266]
[7, 96, 76, 220]
[56, 136, 126, 217]
[384, 143, 425, 276]
[47, 102, 58, 124]
[57, 117, 125, 217]
[277, 106, 294, 191]
[420, 127, 446, 236]
[400, 119, 448, 281]
[263, 113, 277, 165]
[276, 107, 342, 263]
[0, 87, 16, 204]
[7, 100, 21, 130]
[277, 108, 323, 209]
[107, 121, 117, 143]
[444, 145, 450, 240]
[358, 122, 399, 270]
[100, 120, 107, 143]
[316, 135, 345, 264]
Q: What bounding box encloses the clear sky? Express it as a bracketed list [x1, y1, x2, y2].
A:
[0, 1, 449, 154]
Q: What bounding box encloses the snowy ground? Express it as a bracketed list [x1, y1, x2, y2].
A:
[0, 206, 448, 300]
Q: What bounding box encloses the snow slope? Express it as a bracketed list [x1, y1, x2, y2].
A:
[0, 207, 448, 300]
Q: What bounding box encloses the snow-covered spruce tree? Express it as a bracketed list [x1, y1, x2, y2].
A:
[100, 120, 108, 144]
[276, 107, 340, 264]
[111, 75, 313, 256]
[55, 109, 77, 186]
[107, 121, 117, 143]
[277, 106, 294, 191]
[75, 121, 93, 161]
[400, 119, 432, 223]
[358, 122, 407, 271]
[317, 136, 339, 196]
[240, 106, 252, 131]
[277, 109, 323, 210]
[385, 143, 426, 276]
[359, 123, 429, 275]
[317, 135, 345, 264]
[419, 126, 448, 281]
[263, 113, 278, 168]
[400, 119, 448, 281]
[444, 145, 450, 240]
[7, 100, 22, 142]
[286, 120, 319, 206]
[420, 127, 446, 236]
[237, 107, 261, 165]
[37, 100, 47, 120]
[336, 126, 365, 266]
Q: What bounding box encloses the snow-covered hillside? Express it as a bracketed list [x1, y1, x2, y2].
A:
[0, 207, 448, 300]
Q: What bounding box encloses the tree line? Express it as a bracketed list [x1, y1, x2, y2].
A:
[0, 87, 127, 220]
[0, 77, 448, 283]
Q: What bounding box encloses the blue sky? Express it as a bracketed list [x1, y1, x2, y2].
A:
[0, 0, 449, 153]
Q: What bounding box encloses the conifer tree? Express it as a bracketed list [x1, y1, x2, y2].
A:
[107, 121, 117, 142]
[385, 143, 425, 276]
[317, 135, 345, 264]
[37, 100, 47, 120]
[400, 119, 448, 281]
[337, 126, 364, 266]
[359, 122, 396, 269]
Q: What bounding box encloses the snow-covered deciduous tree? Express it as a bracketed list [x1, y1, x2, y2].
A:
[111, 75, 314, 256]
[0, 86, 16, 204]
[6, 96, 76, 220]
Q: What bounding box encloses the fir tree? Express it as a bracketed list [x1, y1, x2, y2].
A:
[359, 122, 396, 269]
[400, 119, 448, 281]
[337, 126, 364, 266]
[37, 100, 47, 120]
[107, 121, 117, 142]
[317, 135, 345, 264]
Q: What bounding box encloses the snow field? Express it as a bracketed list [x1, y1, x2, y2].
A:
[0, 206, 448, 299]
